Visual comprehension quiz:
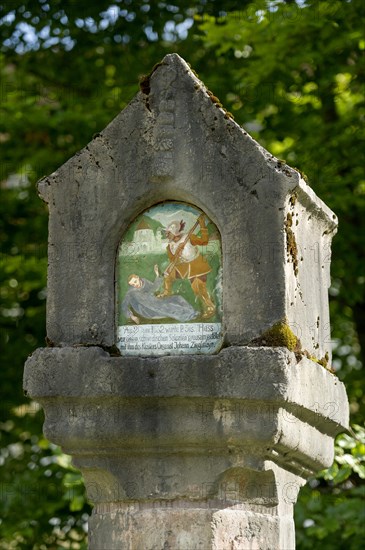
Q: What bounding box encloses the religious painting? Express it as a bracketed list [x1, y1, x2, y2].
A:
[116, 202, 222, 356]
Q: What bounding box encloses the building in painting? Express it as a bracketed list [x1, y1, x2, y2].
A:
[120, 217, 165, 256]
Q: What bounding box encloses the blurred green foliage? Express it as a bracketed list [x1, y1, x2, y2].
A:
[295, 425, 365, 549]
[0, 0, 364, 547]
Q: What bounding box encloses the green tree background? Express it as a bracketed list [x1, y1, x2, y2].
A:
[0, 1, 364, 548]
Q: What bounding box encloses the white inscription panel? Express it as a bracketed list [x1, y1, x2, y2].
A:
[118, 323, 222, 356]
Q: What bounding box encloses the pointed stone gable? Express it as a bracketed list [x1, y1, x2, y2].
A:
[38, 53, 337, 362]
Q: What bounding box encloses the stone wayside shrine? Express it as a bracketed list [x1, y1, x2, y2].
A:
[24, 54, 349, 549]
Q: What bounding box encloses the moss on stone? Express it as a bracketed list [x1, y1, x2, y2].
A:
[293, 167, 309, 183]
[289, 192, 297, 208]
[253, 324, 335, 373]
[304, 350, 334, 373]
[206, 89, 224, 108]
[252, 320, 300, 352]
[284, 212, 299, 276]
[139, 62, 164, 95]
[186, 62, 199, 78]
[224, 111, 235, 120]
[139, 74, 150, 95]
[318, 352, 329, 368]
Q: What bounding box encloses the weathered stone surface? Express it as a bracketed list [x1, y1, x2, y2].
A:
[24, 346, 346, 422]
[38, 53, 336, 361]
[24, 345, 348, 491]
[88, 503, 296, 550]
[24, 345, 348, 549]
[25, 53, 349, 549]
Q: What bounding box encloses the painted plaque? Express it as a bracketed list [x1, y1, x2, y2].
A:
[117, 202, 222, 356]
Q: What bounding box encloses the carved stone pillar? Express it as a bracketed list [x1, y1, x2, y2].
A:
[24, 54, 349, 549]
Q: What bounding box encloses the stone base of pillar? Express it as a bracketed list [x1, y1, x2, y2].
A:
[24, 345, 349, 549]
[89, 503, 295, 550]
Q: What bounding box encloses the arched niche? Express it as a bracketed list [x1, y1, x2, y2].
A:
[116, 201, 223, 356]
